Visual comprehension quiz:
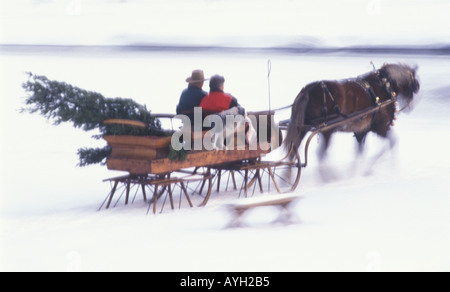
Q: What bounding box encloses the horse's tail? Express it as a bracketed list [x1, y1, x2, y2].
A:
[284, 88, 310, 161]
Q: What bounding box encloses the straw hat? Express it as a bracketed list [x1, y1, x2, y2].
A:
[186, 70, 208, 83]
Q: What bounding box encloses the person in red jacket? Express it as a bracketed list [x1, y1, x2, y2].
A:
[200, 75, 239, 113]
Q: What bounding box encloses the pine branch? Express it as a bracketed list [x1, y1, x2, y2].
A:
[77, 146, 112, 167]
[21, 73, 167, 166]
[21, 72, 161, 134]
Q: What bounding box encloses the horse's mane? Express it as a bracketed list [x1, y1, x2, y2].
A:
[382, 63, 414, 83]
[358, 63, 415, 83]
[382, 63, 420, 100]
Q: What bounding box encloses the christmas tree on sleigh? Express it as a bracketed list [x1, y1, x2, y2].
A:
[21, 73, 185, 166]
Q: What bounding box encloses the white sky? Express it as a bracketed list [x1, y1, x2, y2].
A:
[1, 0, 449, 46]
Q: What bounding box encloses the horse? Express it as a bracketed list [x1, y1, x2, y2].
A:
[284, 63, 420, 167]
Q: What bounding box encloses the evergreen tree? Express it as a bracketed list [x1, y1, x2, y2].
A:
[22, 73, 166, 166]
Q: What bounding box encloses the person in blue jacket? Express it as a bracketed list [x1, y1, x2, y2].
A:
[176, 70, 208, 118]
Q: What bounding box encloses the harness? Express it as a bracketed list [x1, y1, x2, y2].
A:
[320, 81, 348, 120]
[377, 69, 400, 124]
[354, 79, 381, 106]
[317, 70, 399, 126]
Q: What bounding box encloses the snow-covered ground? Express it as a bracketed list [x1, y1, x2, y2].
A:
[1, 0, 449, 272]
[1, 49, 449, 272]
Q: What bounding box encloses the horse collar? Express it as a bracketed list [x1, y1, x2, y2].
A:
[377, 70, 398, 102]
[377, 70, 400, 125]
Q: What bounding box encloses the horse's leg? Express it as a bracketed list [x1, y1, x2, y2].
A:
[351, 131, 369, 176]
[366, 129, 398, 175]
[318, 131, 333, 162]
[318, 131, 338, 181]
[354, 132, 368, 156]
[375, 130, 397, 157]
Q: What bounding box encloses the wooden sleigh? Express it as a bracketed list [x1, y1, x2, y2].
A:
[100, 111, 302, 214]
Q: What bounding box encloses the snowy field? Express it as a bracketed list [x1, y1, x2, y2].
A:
[1, 49, 449, 272]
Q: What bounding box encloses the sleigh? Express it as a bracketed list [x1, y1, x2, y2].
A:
[100, 110, 301, 214]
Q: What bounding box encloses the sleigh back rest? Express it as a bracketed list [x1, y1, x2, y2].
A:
[167, 109, 248, 148]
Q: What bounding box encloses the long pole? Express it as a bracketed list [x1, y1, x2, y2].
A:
[267, 59, 272, 112]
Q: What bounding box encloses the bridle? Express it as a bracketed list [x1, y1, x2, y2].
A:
[378, 68, 417, 113]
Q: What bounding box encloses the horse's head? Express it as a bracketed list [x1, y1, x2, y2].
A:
[381, 63, 420, 106]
